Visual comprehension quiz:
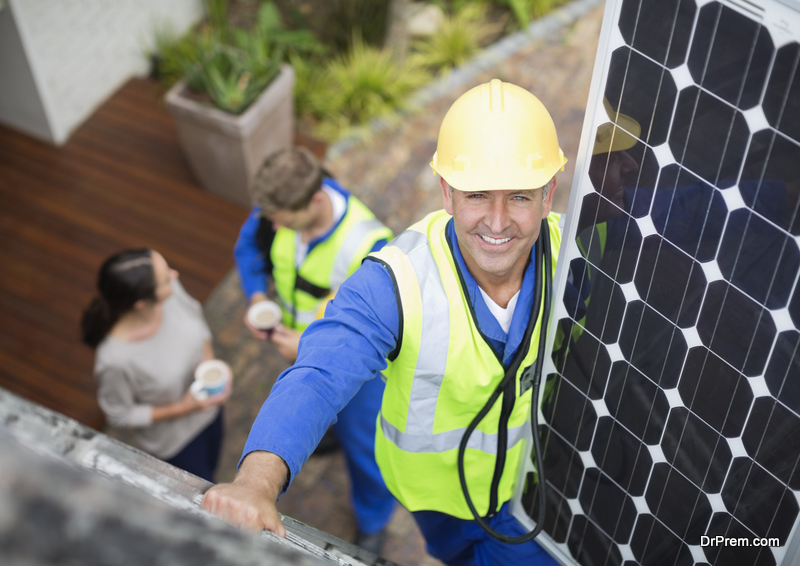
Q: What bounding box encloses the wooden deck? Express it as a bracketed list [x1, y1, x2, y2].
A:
[0, 78, 251, 429]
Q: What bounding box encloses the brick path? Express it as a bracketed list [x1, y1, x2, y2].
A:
[205, 3, 604, 564]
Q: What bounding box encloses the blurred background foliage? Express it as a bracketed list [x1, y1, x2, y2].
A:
[409, 3, 504, 74]
[151, 0, 567, 140]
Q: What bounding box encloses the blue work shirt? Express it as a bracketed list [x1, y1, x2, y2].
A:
[243, 215, 543, 490]
[233, 178, 387, 300]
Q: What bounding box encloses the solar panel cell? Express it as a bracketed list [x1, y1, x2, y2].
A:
[721, 457, 798, 541]
[678, 347, 754, 437]
[741, 397, 800, 488]
[662, 406, 733, 492]
[763, 43, 800, 142]
[618, 301, 688, 387]
[591, 417, 653, 496]
[689, 3, 773, 109]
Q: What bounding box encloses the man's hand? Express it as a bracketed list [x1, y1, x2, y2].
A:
[245, 293, 272, 341]
[270, 326, 301, 363]
[201, 451, 289, 536]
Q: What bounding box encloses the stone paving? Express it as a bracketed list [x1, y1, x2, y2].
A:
[204, 2, 605, 564]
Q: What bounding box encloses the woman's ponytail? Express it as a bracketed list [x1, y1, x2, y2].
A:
[80, 249, 156, 349]
[80, 297, 115, 348]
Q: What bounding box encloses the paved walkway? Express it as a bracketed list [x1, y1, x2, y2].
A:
[205, 3, 604, 564]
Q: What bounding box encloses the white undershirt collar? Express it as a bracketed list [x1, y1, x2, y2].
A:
[478, 287, 520, 334]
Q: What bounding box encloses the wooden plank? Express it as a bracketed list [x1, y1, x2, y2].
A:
[0, 298, 92, 374]
[0, 203, 118, 273]
[2, 264, 91, 326]
[6, 145, 248, 246]
[5, 140, 247, 231]
[1, 167, 235, 284]
[2, 113, 247, 225]
[0, 184, 223, 304]
[0, 363, 101, 427]
[0, 326, 93, 396]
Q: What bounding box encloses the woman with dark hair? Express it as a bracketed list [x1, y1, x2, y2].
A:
[81, 248, 230, 482]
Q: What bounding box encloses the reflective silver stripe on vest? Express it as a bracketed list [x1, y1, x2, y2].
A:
[293, 309, 318, 325]
[277, 296, 318, 326]
[381, 414, 528, 453]
[381, 229, 527, 454]
[330, 218, 387, 288]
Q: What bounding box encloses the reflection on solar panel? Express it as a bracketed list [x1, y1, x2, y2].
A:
[512, 1, 800, 564]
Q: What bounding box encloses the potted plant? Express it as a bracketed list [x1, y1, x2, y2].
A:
[161, 1, 321, 207]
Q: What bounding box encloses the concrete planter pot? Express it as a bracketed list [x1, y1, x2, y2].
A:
[165, 64, 295, 207]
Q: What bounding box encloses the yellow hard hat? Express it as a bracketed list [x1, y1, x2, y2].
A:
[592, 97, 641, 156]
[431, 79, 567, 192]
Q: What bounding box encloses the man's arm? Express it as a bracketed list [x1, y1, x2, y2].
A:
[235, 209, 277, 341]
[234, 208, 270, 301]
[201, 259, 400, 533]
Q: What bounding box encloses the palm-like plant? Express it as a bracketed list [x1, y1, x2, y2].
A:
[495, 0, 562, 29]
[184, 40, 281, 114]
[158, 1, 323, 114]
[410, 4, 502, 73]
[309, 33, 431, 140]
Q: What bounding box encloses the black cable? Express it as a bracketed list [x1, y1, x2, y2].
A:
[457, 218, 553, 544]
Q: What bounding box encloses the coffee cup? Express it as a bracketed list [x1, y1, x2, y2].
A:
[247, 300, 282, 334]
[191, 360, 230, 400]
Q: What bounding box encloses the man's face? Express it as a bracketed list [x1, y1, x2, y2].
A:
[588, 149, 639, 210]
[263, 206, 315, 232]
[441, 177, 555, 282]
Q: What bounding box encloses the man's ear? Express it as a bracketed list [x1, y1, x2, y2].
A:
[542, 177, 557, 218]
[440, 176, 454, 215]
[310, 189, 326, 206]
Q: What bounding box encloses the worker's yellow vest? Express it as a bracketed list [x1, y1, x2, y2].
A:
[370, 210, 561, 518]
[271, 194, 393, 330]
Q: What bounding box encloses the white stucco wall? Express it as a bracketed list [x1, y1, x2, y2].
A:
[4, 0, 204, 144]
[0, 4, 54, 141]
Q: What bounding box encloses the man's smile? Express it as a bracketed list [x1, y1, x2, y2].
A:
[479, 234, 513, 246]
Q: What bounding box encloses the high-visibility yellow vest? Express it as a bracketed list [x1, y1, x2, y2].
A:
[369, 210, 561, 518]
[271, 194, 393, 330]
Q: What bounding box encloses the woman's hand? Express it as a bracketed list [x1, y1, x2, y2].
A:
[151, 364, 232, 423]
[183, 377, 232, 411]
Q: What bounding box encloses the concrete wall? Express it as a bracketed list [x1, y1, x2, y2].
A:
[0, 387, 392, 566]
[1, 0, 204, 144]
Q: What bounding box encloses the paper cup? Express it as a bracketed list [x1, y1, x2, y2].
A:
[247, 300, 282, 331]
[192, 359, 230, 399]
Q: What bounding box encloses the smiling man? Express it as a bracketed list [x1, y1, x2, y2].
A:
[203, 80, 566, 565]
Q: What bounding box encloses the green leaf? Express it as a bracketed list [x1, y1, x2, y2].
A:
[257, 1, 283, 32]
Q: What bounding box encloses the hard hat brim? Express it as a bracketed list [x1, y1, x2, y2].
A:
[592, 123, 639, 156]
[431, 154, 567, 192]
[592, 97, 641, 156]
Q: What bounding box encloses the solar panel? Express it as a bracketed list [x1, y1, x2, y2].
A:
[511, 1, 800, 564]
